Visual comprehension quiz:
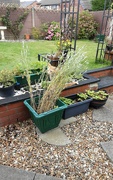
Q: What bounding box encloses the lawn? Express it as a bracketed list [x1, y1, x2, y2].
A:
[0, 39, 111, 71]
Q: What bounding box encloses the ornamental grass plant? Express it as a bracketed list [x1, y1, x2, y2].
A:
[37, 48, 88, 114]
[20, 41, 88, 114]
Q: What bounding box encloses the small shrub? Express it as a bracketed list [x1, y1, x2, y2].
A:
[91, 0, 110, 11]
[40, 21, 60, 40]
[39, 22, 50, 39]
[78, 11, 98, 39]
[31, 27, 41, 40]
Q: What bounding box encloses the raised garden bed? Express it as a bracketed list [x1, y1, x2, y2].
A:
[0, 66, 113, 127]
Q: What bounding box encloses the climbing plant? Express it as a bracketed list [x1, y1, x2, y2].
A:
[1, 7, 29, 39]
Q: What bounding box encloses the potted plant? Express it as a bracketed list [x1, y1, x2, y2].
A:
[0, 69, 15, 97]
[14, 60, 47, 87]
[60, 92, 92, 119]
[86, 89, 109, 109]
[46, 39, 72, 67]
[24, 47, 87, 133]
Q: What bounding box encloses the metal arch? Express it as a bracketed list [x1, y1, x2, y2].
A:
[95, 0, 113, 63]
[60, 0, 80, 51]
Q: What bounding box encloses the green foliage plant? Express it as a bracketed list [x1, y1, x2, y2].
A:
[78, 11, 98, 39]
[0, 69, 15, 87]
[59, 97, 74, 105]
[86, 90, 108, 100]
[31, 27, 41, 40]
[60, 92, 89, 105]
[39, 22, 49, 39]
[1, 7, 29, 39]
[77, 92, 89, 102]
[91, 0, 110, 11]
[13, 59, 47, 76]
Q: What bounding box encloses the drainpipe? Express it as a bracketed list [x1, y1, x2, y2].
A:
[32, 7, 35, 27]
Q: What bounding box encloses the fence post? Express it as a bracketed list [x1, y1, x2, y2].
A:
[32, 7, 35, 27]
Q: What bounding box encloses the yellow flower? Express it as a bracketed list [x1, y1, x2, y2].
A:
[57, 39, 71, 51]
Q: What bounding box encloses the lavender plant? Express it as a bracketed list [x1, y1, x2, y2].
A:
[37, 48, 88, 114]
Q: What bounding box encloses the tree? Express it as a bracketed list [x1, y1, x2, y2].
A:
[91, 0, 110, 11]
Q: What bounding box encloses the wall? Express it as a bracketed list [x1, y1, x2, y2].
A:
[0, 6, 60, 39]
[0, 67, 113, 127]
[0, 5, 104, 39]
[0, 101, 30, 127]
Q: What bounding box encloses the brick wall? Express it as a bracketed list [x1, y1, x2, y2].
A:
[0, 5, 104, 39]
[88, 69, 113, 78]
[0, 101, 30, 127]
[1, 67, 113, 127]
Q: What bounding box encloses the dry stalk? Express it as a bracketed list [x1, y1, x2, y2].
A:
[20, 41, 36, 109]
[37, 48, 87, 114]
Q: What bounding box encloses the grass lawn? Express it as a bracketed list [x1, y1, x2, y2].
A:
[0, 39, 111, 71]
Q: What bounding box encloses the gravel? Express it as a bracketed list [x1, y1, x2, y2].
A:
[0, 108, 113, 179]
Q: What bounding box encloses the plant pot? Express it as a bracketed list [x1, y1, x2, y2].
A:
[24, 97, 67, 133]
[87, 90, 109, 109]
[15, 71, 42, 87]
[62, 94, 92, 119]
[90, 98, 108, 109]
[47, 55, 59, 67]
[0, 81, 14, 97]
[50, 60, 59, 67]
[106, 44, 113, 51]
[25, 34, 30, 40]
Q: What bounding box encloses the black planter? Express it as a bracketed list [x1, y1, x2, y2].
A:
[62, 94, 92, 119]
[50, 60, 59, 67]
[89, 90, 108, 109]
[106, 44, 113, 51]
[90, 98, 108, 109]
[0, 81, 14, 97]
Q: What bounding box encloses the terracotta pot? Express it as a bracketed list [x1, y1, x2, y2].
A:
[25, 34, 30, 40]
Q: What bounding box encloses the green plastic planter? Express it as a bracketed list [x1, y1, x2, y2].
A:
[24, 97, 67, 133]
[15, 72, 42, 87]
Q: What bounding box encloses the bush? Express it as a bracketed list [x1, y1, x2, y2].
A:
[91, 0, 110, 11]
[78, 11, 98, 39]
[40, 21, 60, 40]
[39, 22, 49, 39]
[31, 27, 41, 40]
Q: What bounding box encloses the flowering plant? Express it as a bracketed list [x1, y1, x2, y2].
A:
[45, 21, 60, 40]
[57, 39, 71, 51]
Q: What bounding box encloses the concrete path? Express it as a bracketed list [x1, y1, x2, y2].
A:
[93, 95, 113, 163]
[93, 97, 113, 123]
[36, 117, 77, 146]
[0, 165, 62, 180]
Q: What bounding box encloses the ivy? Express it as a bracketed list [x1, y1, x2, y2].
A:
[1, 7, 29, 39]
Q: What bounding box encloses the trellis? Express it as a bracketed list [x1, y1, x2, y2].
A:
[60, 0, 80, 51]
[95, 0, 113, 63]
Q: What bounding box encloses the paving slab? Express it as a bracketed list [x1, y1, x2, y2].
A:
[0, 165, 35, 180]
[93, 97, 113, 122]
[100, 141, 113, 163]
[34, 173, 62, 180]
[36, 127, 71, 146]
[0, 165, 62, 180]
[59, 117, 77, 127]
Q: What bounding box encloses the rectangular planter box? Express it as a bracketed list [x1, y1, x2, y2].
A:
[15, 72, 42, 87]
[62, 94, 92, 119]
[24, 97, 67, 133]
